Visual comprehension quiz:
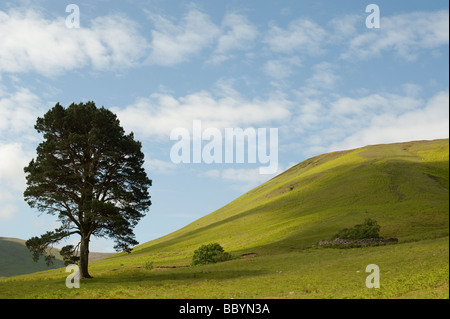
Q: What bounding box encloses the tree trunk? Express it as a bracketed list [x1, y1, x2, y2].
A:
[79, 235, 92, 279]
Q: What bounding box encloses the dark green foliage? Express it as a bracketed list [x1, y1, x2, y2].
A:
[333, 218, 382, 240]
[59, 245, 80, 266]
[23, 101, 152, 278]
[191, 243, 232, 266]
[25, 227, 71, 265]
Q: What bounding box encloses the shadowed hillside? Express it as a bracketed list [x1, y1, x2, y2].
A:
[0, 237, 65, 278]
[0, 237, 113, 278]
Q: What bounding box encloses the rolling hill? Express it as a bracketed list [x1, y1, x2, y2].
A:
[0, 139, 448, 298]
[0, 237, 65, 278]
[0, 237, 113, 278]
[120, 138, 449, 262]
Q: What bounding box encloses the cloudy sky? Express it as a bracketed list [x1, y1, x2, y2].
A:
[0, 0, 448, 252]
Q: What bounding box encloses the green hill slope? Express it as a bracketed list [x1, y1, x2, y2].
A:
[0, 139, 448, 298]
[0, 237, 65, 278]
[120, 138, 449, 264]
[0, 237, 113, 278]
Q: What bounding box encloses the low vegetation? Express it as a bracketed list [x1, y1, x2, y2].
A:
[333, 218, 382, 240]
[191, 243, 232, 266]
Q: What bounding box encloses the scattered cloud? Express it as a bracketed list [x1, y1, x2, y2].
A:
[216, 13, 258, 53]
[263, 56, 302, 79]
[112, 87, 292, 139]
[145, 158, 178, 175]
[306, 62, 340, 89]
[147, 9, 220, 66]
[207, 13, 258, 64]
[329, 90, 449, 151]
[328, 14, 361, 41]
[0, 86, 43, 137]
[329, 93, 422, 117]
[203, 167, 281, 192]
[0, 8, 148, 76]
[0, 142, 30, 220]
[342, 10, 449, 61]
[2, 7, 446, 77]
[289, 87, 449, 156]
[0, 189, 19, 220]
[0, 142, 29, 191]
[264, 18, 326, 55]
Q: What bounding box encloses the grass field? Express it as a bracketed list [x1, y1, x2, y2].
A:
[0, 237, 447, 299]
[0, 139, 448, 298]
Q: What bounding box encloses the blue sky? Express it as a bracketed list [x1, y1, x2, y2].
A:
[0, 0, 448, 252]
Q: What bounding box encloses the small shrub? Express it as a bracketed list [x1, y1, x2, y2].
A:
[143, 260, 154, 270]
[191, 243, 232, 266]
[333, 218, 382, 240]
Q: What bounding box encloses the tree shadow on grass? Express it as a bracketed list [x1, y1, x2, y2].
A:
[87, 267, 268, 285]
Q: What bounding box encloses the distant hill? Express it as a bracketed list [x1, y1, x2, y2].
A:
[0, 237, 113, 278]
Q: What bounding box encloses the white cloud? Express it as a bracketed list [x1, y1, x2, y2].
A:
[329, 93, 422, 117]
[145, 158, 178, 175]
[112, 87, 291, 139]
[206, 13, 258, 65]
[148, 10, 258, 66]
[0, 190, 18, 220]
[82, 15, 149, 69]
[203, 169, 221, 178]
[289, 82, 449, 157]
[264, 18, 326, 55]
[329, 91, 449, 151]
[147, 9, 220, 66]
[342, 10, 449, 61]
[0, 143, 29, 191]
[0, 8, 148, 76]
[0, 202, 17, 220]
[216, 13, 258, 53]
[263, 57, 302, 79]
[306, 62, 340, 89]
[328, 14, 361, 41]
[0, 142, 30, 220]
[204, 167, 281, 192]
[206, 12, 258, 64]
[0, 86, 43, 221]
[0, 86, 43, 136]
[292, 98, 324, 132]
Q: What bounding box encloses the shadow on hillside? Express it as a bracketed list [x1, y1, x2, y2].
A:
[0, 238, 65, 277]
[91, 268, 268, 284]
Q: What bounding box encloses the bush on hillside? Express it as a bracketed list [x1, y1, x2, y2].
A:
[332, 218, 382, 240]
[143, 260, 154, 270]
[191, 243, 232, 266]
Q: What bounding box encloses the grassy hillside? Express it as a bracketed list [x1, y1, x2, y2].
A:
[0, 139, 448, 298]
[0, 237, 113, 278]
[117, 138, 449, 264]
[0, 237, 65, 278]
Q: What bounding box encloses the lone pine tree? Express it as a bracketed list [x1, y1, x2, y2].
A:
[24, 102, 152, 278]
